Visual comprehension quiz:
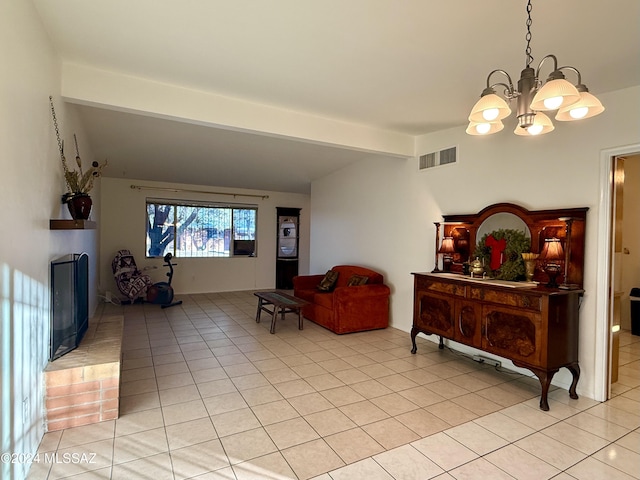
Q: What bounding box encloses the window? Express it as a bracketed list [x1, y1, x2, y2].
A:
[146, 199, 257, 258]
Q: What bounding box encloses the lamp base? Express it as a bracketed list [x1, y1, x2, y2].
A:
[544, 264, 562, 288]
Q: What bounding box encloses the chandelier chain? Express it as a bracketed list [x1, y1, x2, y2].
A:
[525, 0, 534, 68]
[49, 96, 64, 157]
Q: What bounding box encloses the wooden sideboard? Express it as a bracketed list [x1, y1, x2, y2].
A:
[415, 202, 588, 410]
[411, 272, 582, 411]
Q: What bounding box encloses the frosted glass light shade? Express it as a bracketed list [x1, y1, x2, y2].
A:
[514, 112, 554, 136]
[466, 120, 504, 136]
[468, 94, 511, 123]
[530, 78, 581, 111]
[555, 91, 605, 121]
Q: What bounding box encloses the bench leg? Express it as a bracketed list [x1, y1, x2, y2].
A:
[270, 306, 279, 334]
[255, 298, 263, 324]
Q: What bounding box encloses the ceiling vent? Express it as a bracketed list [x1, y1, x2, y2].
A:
[419, 146, 457, 170]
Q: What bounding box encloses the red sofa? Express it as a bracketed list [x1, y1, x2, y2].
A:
[293, 265, 390, 334]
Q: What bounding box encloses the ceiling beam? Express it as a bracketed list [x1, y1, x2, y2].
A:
[61, 63, 414, 159]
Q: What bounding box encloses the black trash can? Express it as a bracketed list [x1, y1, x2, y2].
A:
[631, 288, 640, 336]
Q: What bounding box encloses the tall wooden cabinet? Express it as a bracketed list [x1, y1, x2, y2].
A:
[412, 203, 588, 411]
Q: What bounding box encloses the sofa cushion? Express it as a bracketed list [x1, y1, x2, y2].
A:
[346, 274, 369, 286]
[317, 270, 339, 291]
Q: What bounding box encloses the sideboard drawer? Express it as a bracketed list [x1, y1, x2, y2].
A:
[469, 287, 542, 311]
[416, 276, 465, 297]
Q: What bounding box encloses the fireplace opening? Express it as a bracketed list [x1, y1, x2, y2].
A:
[50, 253, 89, 361]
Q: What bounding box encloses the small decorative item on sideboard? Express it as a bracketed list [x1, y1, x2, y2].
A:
[470, 257, 485, 278]
[521, 252, 539, 282]
[50, 96, 107, 220]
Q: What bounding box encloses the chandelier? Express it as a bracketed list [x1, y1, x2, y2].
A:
[466, 0, 604, 136]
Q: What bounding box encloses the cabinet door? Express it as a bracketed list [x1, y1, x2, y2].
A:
[454, 300, 482, 347]
[415, 291, 455, 338]
[482, 305, 542, 366]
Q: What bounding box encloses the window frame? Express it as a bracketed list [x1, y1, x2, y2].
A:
[145, 198, 258, 259]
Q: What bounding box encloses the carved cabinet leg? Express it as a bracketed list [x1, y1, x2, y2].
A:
[410, 326, 419, 354]
[566, 362, 580, 400]
[410, 328, 444, 354]
[528, 367, 558, 411]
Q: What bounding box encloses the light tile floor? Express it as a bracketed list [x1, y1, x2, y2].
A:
[28, 291, 640, 480]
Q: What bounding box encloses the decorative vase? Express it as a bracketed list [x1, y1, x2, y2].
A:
[522, 253, 539, 282]
[67, 194, 92, 220]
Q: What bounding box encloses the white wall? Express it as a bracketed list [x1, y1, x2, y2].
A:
[99, 178, 310, 296]
[0, 2, 101, 479]
[310, 85, 640, 402]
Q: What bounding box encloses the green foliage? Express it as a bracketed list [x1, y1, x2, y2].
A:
[473, 229, 531, 281]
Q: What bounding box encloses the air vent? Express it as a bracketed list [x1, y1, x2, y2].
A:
[419, 146, 457, 170]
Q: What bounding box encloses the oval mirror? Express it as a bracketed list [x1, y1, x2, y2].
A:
[477, 212, 531, 242]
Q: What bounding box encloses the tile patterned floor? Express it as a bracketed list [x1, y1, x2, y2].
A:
[28, 291, 640, 480]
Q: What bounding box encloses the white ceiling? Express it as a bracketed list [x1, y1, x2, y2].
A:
[33, 0, 640, 193]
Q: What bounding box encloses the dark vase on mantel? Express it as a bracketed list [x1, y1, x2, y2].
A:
[66, 194, 92, 220]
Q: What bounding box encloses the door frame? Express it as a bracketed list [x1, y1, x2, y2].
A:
[595, 143, 640, 401]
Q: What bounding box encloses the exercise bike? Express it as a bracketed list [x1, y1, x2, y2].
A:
[146, 253, 183, 309]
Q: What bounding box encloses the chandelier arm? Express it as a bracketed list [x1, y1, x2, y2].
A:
[486, 69, 515, 95]
[489, 82, 516, 100]
[535, 54, 559, 80]
[557, 66, 583, 86]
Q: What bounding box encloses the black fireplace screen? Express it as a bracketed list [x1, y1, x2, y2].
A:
[50, 253, 89, 361]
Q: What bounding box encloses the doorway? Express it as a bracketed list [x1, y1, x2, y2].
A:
[597, 146, 640, 401]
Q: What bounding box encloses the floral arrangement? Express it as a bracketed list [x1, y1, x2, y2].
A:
[50, 96, 107, 199]
[60, 135, 107, 199]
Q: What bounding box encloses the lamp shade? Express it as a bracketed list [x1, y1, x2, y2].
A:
[555, 90, 605, 121]
[530, 78, 581, 111]
[540, 238, 564, 261]
[513, 112, 554, 136]
[438, 237, 456, 254]
[466, 120, 504, 136]
[468, 93, 512, 123]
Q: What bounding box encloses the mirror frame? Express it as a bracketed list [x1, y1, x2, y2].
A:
[440, 203, 588, 287]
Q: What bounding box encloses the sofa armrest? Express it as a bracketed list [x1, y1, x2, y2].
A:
[331, 284, 390, 334]
[293, 274, 325, 291]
